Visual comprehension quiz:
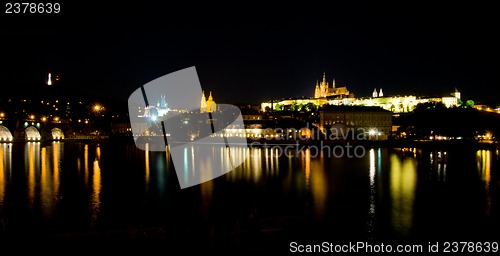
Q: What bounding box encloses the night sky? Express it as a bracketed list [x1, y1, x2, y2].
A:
[2, 2, 499, 106]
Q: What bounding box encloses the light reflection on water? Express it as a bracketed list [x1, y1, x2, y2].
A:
[477, 150, 492, 216]
[0, 142, 498, 244]
[389, 151, 417, 237]
[90, 145, 101, 226]
[0, 143, 12, 208]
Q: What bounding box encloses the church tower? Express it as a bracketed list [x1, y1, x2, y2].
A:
[453, 87, 461, 100]
[206, 91, 216, 113]
[372, 88, 379, 98]
[319, 72, 328, 98]
[200, 91, 207, 113]
[47, 72, 52, 86]
[157, 95, 168, 116]
[379, 88, 383, 97]
[314, 80, 320, 98]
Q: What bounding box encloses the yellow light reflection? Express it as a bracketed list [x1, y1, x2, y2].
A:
[270, 147, 279, 176]
[84, 144, 89, 188]
[252, 148, 262, 182]
[26, 142, 40, 208]
[0, 143, 12, 207]
[40, 147, 50, 216]
[0, 145, 4, 206]
[309, 149, 327, 220]
[303, 149, 311, 187]
[91, 156, 101, 225]
[265, 147, 270, 173]
[96, 144, 101, 161]
[53, 142, 60, 197]
[145, 143, 150, 192]
[390, 154, 417, 237]
[165, 144, 171, 176]
[477, 150, 491, 216]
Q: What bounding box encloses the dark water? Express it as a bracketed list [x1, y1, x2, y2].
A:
[0, 141, 499, 254]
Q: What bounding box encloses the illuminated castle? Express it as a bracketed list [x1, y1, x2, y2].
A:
[261, 71, 462, 113]
[201, 91, 216, 113]
[314, 72, 351, 99]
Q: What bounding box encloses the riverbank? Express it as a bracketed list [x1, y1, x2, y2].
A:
[246, 138, 500, 150]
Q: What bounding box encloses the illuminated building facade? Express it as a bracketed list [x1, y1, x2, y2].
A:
[319, 106, 392, 140]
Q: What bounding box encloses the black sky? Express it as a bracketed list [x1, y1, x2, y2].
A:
[1, 1, 499, 106]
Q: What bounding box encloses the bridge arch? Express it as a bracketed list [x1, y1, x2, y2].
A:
[51, 128, 65, 140]
[25, 126, 41, 141]
[0, 125, 13, 142]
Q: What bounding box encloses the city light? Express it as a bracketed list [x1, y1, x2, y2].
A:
[369, 129, 377, 136]
[0, 112, 4, 118]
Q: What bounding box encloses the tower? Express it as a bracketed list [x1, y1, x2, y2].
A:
[200, 91, 207, 113]
[453, 87, 461, 100]
[47, 72, 52, 86]
[160, 94, 167, 109]
[314, 80, 320, 98]
[157, 95, 168, 116]
[372, 88, 378, 98]
[379, 88, 383, 97]
[319, 72, 328, 98]
[206, 91, 216, 112]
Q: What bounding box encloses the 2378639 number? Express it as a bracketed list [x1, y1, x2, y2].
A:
[5, 3, 60, 14]
[443, 242, 498, 253]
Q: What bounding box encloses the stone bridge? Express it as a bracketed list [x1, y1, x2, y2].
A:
[0, 119, 68, 142]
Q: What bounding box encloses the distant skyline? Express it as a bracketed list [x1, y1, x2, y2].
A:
[2, 2, 499, 106]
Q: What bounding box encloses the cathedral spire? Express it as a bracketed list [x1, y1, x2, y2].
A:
[322, 72, 326, 84]
[200, 91, 207, 112]
[372, 88, 378, 98]
[332, 78, 335, 88]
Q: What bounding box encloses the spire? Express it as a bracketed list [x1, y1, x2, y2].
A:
[47, 72, 52, 86]
[372, 88, 378, 98]
[160, 94, 166, 108]
[322, 72, 326, 84]
[200, 91, 207, 112]
[208, 91, 213, 101]
[314, 83, 320, 98]
[379, 88, 383, 97]
[332, 78, 335, 88]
